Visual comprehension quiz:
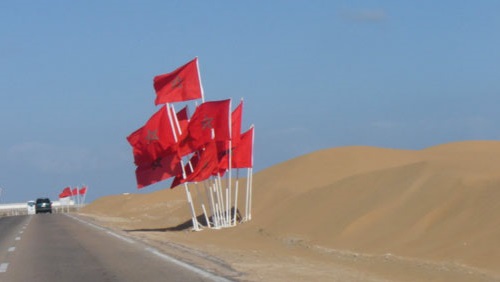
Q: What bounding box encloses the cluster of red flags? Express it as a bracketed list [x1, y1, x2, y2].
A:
[127, 57, 254, 189]
[59, 186, 87, 198]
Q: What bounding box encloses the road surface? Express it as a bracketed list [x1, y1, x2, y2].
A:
[0, 214, 231, 282]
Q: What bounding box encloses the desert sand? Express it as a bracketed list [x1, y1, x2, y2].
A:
[80, 140, 500, 281]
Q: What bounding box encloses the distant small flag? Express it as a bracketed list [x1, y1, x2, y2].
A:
[59, 187, 72, 198]
[79, 186, 87, 195]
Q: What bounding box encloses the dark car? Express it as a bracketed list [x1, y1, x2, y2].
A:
[35, 198, 52, 214]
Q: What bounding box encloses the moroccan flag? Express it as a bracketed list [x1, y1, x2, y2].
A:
[79, 186, 87, 195]
[217, 101, 243, 169]
[154, 57, 203, 105]
[169, 105, 189, 138]
[231, 100, 243, 143]
[170, 141, 220, 188]
[217, 100, 243, 156]
[126, 105, 177, 166]
[170, 175, 182, 189]
[232, 126, 254, 168]
[219, 126, 254, 170]
[59, 187, 71, 198]
[184, 99, 231, 151]
[176, 105, 189, 135]
[170, 152, 200, 188]
[135, 153, 182, 189]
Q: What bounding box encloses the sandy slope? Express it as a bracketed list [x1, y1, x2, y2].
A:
[81, 141, 500, 281]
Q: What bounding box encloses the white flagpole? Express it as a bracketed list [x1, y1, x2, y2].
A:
[204, 180, 217, 228]
[226, 99, 233, 226]
[225, 187, 230, 226]
[170, 104, 182, 137]
[195, 56, 205, 103]
[201, 204, 210, 228]
[233, 169, 240, 225]
[194, 182, 210, 227]
[184, 183, 200, 231]
[209, 179, 221, 228]
[229, 98, 243, 225]
[213, 175, 222, 226]
[167, 102, 200, 231]
[76, 186, 80, 208]
[225, 171, 230, 225]
[216, 174, 227, 226]
[81, 185, 87, 206]
[248, 167, 253, 220]
[248, 125, 255, 220]
[245, 167, 250, 221]
[210, 183, 219, 228]
[215, 179, 224, 227]
[243, 125, 255, 221]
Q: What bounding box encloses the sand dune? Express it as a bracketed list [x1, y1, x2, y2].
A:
[81, 141, 500, 281]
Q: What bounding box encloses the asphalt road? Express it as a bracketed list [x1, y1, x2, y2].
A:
[0, 214, 230, 282]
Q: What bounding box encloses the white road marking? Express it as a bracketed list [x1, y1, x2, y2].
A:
[105, 231, 135, 244]
[0, 263, 8, 273]
[8, 247, 15, 252]
[67, 215, 135, 244]
[66, 214, 231, 282]
[68, 215, 107, 232]
[15, 237, 20, 241]
[145, 247, 232, 282]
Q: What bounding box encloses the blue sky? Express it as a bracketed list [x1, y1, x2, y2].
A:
[1, 1, 500, 203]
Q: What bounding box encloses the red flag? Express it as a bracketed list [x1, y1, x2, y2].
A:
[176, 105, 189, 136]
[232, 126, 254, 168]
[62, 187, 71, 195]
[170, 175, 183, 189]
[135, 153, 182, 189]
[186, 142, 220, 182]
[219, 126, 254, 170]
[170, 152, 200, 188]
[217, 100, 243, 159]
[168, 105, 189, 138]
[231, 100, 243, 143]
[72, 188, 78, 196]
[59, 187, 71, 198]
[79, 186, 87, 195]
[183, 99, 231, 151]
[170, 141, 220, 188]
[127, 105, 177, 166]
[154, 57, 203, 105]
[217, 101, 244, 169]
[170, 105, 195, 157]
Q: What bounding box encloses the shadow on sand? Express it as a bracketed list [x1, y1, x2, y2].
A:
[123, 208, 242, 232]
[123, 214, 208, 232]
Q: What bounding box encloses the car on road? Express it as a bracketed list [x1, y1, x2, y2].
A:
[27, 200, 36, 215]
[35, 198, 52, 214]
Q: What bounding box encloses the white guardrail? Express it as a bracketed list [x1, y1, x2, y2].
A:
[0, 201, 83, 217]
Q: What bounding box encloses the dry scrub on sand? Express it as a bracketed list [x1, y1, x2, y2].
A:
[80, 140, 500, 281]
